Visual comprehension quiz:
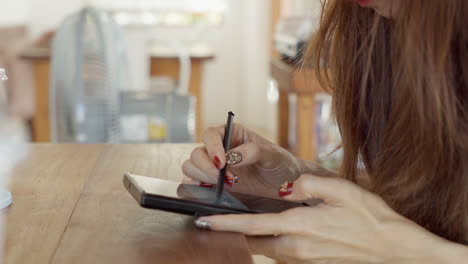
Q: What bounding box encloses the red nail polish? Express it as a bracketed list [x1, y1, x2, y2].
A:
[213, 156, 221, 169]
[200, 182, 214, 188]
[224, 176, 234, 187]
[278, 182, 294, 197]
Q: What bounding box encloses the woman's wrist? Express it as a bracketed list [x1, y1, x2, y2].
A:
[434, 241, 468, 263]
[403, 235, 468, 264]
[297, 158, 338, 178]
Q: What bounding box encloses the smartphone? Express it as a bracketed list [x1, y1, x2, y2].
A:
[124, 172, 303, 216]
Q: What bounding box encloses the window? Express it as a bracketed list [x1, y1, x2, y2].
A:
[91, 0, 227, 26]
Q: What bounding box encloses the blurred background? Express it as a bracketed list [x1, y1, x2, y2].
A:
[0, 0, 340, 167]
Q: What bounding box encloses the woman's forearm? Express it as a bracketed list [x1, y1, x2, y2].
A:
[293, 158, 468, 264]
[436, 241, 468, 263]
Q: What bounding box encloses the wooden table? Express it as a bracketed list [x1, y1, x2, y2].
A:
[20, 48, 214, 143]
[3, 144, 254, 264]
[270, 59, 326, 162]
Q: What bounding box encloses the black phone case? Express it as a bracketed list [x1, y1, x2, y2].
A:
[140, 193, 257, 216]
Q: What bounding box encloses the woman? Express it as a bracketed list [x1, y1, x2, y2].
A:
[182, 0, 468, 262]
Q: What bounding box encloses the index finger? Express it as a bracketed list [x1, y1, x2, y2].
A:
[195, 213, 296, 236]
[201, 126, 226, 166]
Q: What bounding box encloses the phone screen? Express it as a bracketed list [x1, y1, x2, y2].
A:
[176, 184, 250, 210]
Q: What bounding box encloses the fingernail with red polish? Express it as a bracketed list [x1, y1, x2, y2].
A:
[200, 182, 214, 188]
[278, 181, 294, 197]
[213, 156, 221, 169]
[224, 176, 234, 187]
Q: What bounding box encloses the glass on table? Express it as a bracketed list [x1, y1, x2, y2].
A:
[0, 68, 29, 209]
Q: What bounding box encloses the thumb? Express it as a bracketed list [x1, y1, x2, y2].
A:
[282, 174, 361, 206]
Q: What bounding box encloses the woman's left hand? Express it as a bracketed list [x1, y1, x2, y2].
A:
[195, 175, 460, 264]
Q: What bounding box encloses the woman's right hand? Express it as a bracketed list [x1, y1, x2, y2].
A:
[182, 124, 302, 198]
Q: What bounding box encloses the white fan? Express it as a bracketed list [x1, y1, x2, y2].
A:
[50, 7, 130, 143]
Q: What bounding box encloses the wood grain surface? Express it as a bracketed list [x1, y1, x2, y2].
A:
[3, 144, 254, 264]
[31, 59, 51, 142]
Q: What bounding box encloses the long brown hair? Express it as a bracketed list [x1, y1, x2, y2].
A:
[307, 0, 468, 243]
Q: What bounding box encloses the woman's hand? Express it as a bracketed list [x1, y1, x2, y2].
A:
[182, 124, 304, 198]
[194, 175, 467, 264]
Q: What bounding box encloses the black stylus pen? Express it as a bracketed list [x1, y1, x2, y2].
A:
[215, 111, 235, 203]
